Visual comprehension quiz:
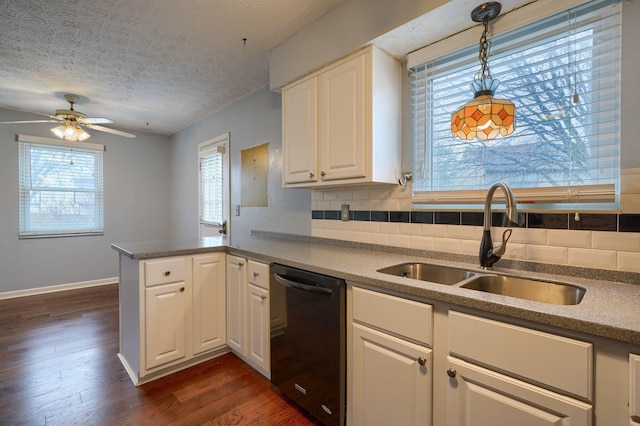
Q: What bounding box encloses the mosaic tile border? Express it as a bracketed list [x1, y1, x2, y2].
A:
[311, 211, 640, 232]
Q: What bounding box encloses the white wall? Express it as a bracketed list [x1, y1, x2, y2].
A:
[169, 86, 311, 245]
[0, 108, 172, 293]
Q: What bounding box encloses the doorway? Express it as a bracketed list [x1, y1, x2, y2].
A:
[198, 133, 230, 238]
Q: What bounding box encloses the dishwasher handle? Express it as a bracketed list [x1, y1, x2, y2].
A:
[273, 273, 333, 295]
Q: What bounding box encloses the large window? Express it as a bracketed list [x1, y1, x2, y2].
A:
[18, 135, 104, 238]
[410, 0, 621, 209]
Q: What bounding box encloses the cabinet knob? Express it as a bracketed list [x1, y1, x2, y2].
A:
[238, 262, 244, 267]
[309, 172, 315, 178]
[180, 287, 185, 293]
[418, 357, 427, 366]
[163, 271, 171, 276]
[253, 272, 259, 277]
[446, 368, 457, 378]
[320, 171, 326, 179]
[261, 295, 267, 301]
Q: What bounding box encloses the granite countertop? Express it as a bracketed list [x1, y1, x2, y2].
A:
[111, 233, 640, 346]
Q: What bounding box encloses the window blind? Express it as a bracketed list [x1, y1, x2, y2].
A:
[199, 144, 225, 226]
[410, 0, 621, 209]
[18, 135, 104, 238]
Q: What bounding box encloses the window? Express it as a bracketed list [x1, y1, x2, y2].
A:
[18, 135, 104, 238]
[199, 138, 227, 227]
[410, 0, 621, 209]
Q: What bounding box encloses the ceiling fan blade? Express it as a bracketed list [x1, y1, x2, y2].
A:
[4, 105, 58, 119]
[0, 119, 60, 124]
[79, 117, 114, 124]
[84, 124, 136, 138]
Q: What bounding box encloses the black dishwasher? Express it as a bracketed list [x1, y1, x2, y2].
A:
[270, 263, 346, 426]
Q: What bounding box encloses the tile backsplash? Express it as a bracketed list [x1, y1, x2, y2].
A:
[311, 169, 640, 274]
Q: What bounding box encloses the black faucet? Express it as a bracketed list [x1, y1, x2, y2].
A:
[480, 182, 519, 269]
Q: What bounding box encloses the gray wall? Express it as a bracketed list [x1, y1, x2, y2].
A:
[269, 0, 448, 90]
[0, 107, 172, 293]
[169, 87, 311, 244]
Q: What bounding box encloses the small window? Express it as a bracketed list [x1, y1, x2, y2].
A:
[410, 0, 621, 210]
[18, 135, 104, 238]
[199, 141, 226, 226]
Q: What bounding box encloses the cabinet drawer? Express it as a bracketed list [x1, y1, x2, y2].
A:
[144, 257, 186, 286]
[449, 311, 593, 399]
[353, 286, 432, 346]
[248, 260, 269, 289]
[631, 354, 640, 418]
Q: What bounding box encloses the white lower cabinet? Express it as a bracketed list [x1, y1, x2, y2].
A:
[192, 254, 226, 355]
[226, 256, 271, 378]
[226, 255, 247, 354]
[446, 310, 593, 426]
[351, 323, 432, 426]
[246, 283, 270, 375]
[145, 281, 188, 369]
[349, 286, 433, 426]
[118, 252, 227, 385]
[446, 356, 591, 426]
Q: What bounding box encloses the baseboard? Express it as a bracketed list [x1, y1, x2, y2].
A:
[0, 277, 119, 300]
[122, 347, 231, 386]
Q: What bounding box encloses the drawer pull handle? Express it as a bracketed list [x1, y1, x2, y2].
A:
[180, 287, 185, 292]
[447, 368, 457, 378]
[418, 357, 427, 366]
[253, 272, 259, 277]
[163, 271, 171, 276]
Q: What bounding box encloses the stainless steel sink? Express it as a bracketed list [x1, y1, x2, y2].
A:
[377, 263, 475, 285]
[460, 275, 586, 305]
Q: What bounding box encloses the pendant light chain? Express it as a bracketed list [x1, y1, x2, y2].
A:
[477, 18, 493, 82]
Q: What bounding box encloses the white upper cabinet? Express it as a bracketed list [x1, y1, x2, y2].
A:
[282, 46, 401, 188]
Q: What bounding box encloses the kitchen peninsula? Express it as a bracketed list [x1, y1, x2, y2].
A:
[112, 232, 640, 425]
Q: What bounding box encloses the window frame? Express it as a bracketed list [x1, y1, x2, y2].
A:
[17, 134, 105, 239]
[408, 0, 621, 211]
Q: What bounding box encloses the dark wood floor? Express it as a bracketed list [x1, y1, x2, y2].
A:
[0, 284, 315, 425]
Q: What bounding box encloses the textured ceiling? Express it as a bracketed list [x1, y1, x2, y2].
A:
[0, 0, 344, 136]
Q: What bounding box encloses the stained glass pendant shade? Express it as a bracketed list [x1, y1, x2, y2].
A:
[451, 2, 515, 140]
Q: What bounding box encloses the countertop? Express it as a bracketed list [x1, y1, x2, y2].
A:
[111, 233, 640, 346]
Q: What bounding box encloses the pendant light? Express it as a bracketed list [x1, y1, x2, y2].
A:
[451, 2, 515, 140]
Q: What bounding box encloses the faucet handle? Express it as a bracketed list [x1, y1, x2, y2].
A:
[492, 229, 513, 257]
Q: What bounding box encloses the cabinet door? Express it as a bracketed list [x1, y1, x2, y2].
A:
[192, 254, 226, 356]
[282, 77, 318, 184]
[351, 322, 431, 426]
[145, 282, 187, 370]
[319, 52, 366, 181]
[446, 356, 592, 426]
[247, 283, 270, 375]
[226, 255, 247, 356]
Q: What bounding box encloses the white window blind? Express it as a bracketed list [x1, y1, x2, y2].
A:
[18, 135, 104, 238]
[410, 0, 621, 209]
[199, 144, 225, 226]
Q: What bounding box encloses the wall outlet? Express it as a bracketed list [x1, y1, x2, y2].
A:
[341, 204, 350, 221]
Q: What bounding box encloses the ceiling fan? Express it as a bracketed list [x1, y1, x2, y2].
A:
[0, 94, 136, 141]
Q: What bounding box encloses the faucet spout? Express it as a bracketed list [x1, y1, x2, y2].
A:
[480, 182, 518, 269]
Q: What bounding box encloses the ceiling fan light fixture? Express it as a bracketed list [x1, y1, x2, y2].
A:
[51, 122, 91, 142]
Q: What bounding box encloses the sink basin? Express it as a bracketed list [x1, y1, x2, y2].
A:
[460, 275, 586, 305]
[377, 263, 475, 285]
